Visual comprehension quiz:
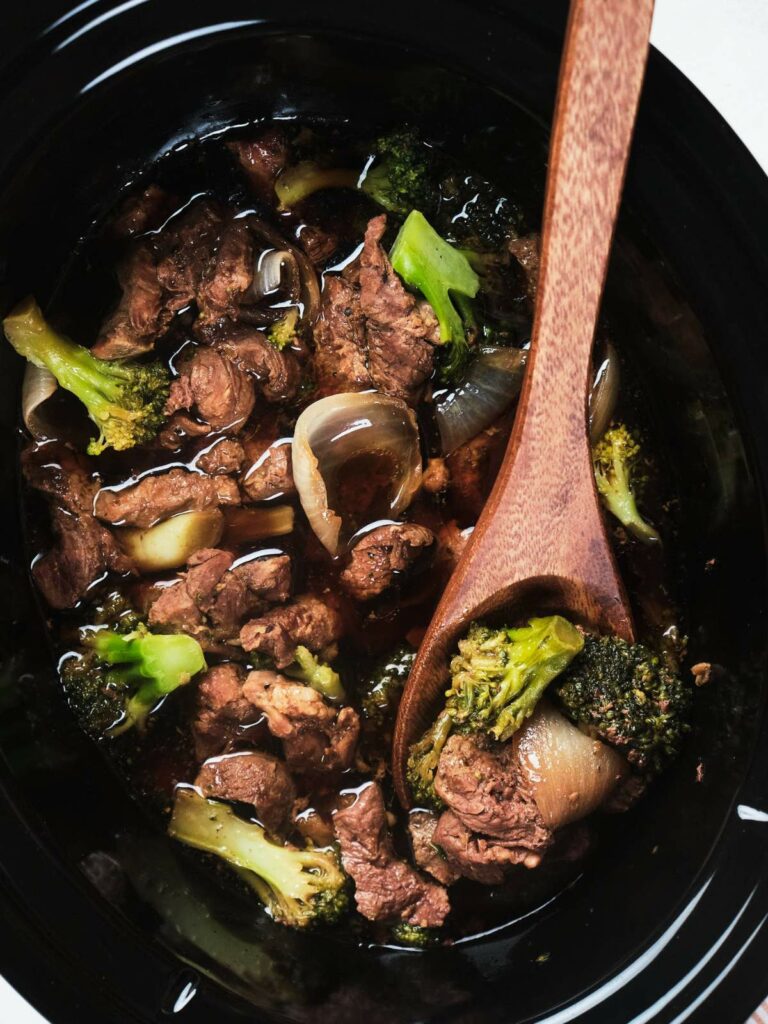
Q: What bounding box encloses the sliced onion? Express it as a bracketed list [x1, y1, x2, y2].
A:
[292, 392, 422, 555]
[22, 364, 57, 439]
[248, 219, 320, 324]
[436, 347, 527, 455]
[116, 509, 223, 572]
[514, 702, 628, 829]
[251, 249, 302, 305]
[589, 341, 620, 442]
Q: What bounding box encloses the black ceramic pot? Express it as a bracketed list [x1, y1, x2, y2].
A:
[0, 2, 766, 1022]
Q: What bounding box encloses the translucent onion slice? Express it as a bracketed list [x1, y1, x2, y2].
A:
[589, 341, 620, 442]
[22, 363, 57, 439]
[514, 702, 628, 829]
[116, 509, 224, 572]
[292, 392, 422, 555]
[248, 219, 320, 324]
[436, 347, 527, 455]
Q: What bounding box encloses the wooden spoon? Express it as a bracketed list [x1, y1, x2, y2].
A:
[392, 0, 654, 806]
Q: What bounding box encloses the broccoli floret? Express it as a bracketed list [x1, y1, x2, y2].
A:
[77, 625, 206, 736]
[275, 162, 358, 209]
[59, 649, 129, 738]
[3, 297, 170, 455]
[406, 616, 583, 807]
[553, 633, 692, 776]
[361, 129, 438, 217]
[285, 645, 345, 703]
[390, 211, 479, 382]
[405, 708, 453, 810]
[266, 307, 299, 351]
[169, 788, 349, 929]
[592, 423, 661, 545]
[437, 171, 520, 249]
[90, 591, 142, 634]
[359, 644, 416, 731]
[447, 616, 585, 741]
[391, 922, 440, 948]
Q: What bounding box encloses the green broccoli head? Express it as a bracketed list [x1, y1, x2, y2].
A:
[169, 788, 350, 929]
[59, 649, 129, 738]
[553, 633, 692, 776]
[390, 211, 480, 383]
[4, 297, 170, 455]
[284, 645, 345, 703]
[592, 422, 661, 545]
[446, 616, 585, 742]
[359, 644, 416, 732]
[391, 922, 440, 949]
[361, 129, 439, 218]
[406, 709, 453, 810]
[81, 624, 206, 736]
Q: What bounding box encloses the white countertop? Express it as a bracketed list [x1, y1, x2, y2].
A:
[1, 0, 766, 1021]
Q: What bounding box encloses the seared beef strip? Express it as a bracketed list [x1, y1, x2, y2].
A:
[313, 276, 370, 395]
[433, 811, 542, 884]
[111, 184, 176, 239]
[243, 671, 359, 772]
[149, 549, 291, 638]
[195, 750, 295, 834]
[312, 215, 438, 405]
[239, 593, 342, 668]
[155, 199, 223, 312]
[94, 468, 240, 529]
[356, 215, 437, 405]
[446, 410, 514, 525]
[408, 810, 461, 886]
[165, 345, 255, 432]
[333, 783, 450, 927]
[92, 245, 168, 359]
[435, 733, 552, 850]
[298, 222, 339, 267]
[341, 523, 434, 601]
[194, 438, 247, 475]
[192, 663, 258, 761]
[241, 431, 295, 501]
[200, 320, 301, 403]
[22, 443, 131, 608]
[197, 219, 254, 321]
[228, 130, 289, 203]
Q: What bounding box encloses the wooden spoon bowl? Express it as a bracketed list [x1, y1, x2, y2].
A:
[393, 0, 655, 806]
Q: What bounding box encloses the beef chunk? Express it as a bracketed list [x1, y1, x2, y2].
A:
[243, 671, 359, 771]
[94, 468, 240, 529]
[508, 233, 541, 304]
[228, 130, 289, 203]
[92, 245, 168, 359]
[435, 734, 552, 851]
[149, 549, 290, 639]
[433, 811, 541, 884]
[298, 222, 339, 267]
[155, 200, 223, 311]
[156, 412, 211, 450]
[334, 783, 450, 926]
[207, 554, 292, 635]
[194, 438, 247, 475]
[312, 216, 437, 405]
[341, 523, 434, 601]
[435, 520, 472, 577]
[446, 410, 513, 525]
[239, 593, 342, 668]
[195, 750, 295, 834]
[198, 219, 254, 320]
[201, 320, 301, 403]
[241, 435, 295, 502]
[111, 185, 175, 239]
[356, 215, 437, 405]
[22, 443, 131, 609]
[313, 275, 371, 395]
[165, 346, 255, 432]
[192, 663, 257, 760]
[408, 810, 461, 886]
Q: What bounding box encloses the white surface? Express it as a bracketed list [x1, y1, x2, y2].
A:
[0, 1, 766, 1022]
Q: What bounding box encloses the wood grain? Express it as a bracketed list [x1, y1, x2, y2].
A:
[392, 0, 655, 807]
